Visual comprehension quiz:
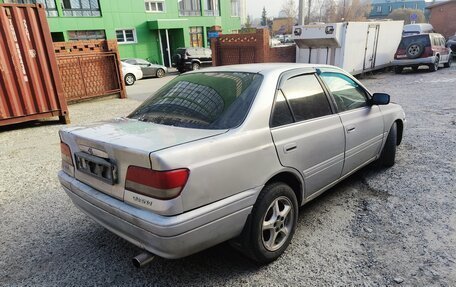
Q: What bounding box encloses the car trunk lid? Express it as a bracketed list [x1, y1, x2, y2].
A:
[61, 117, 226, 201]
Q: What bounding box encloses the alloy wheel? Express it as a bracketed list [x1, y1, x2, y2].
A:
[261, 196, 294, 251]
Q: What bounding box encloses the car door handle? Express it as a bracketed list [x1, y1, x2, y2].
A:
[284, 143, 297, 153]
[347, 126, 356, 133]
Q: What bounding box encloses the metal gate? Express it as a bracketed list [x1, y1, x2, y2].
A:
[220, 47, 256, 65]
[53, 40, 125, 103]
[0, 3, 69, 127]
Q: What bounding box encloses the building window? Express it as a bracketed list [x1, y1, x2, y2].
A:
[62, 0, 101, 17]
[3, 0, 58, 16]
[116, 29, 136, 44]
[415, 3, 418, 9]
[68, 30, 106, 41]
[388, 5, 392, 12]
[178, 0, 201, 16]
[204, 0, 219, 16]
[376, 5, 382, 13]
[189, 27, 203, 47]
[231, 0, 240, 16]
[145, 0, 165, 12]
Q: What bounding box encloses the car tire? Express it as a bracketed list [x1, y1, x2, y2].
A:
[444, 56, 452, 68]
[429, 57, 439, 72]
[379, 122, 397, 167]
[394, 66, 403, 74]
[240, 182, 298, 264]
[156, 68, 165, 78]
[191, 62, 200, 71]
[124, 73, 136, 86]
[406, 43, 424, 59]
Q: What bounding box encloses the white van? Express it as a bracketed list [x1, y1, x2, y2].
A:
[403, 23, 434, 36]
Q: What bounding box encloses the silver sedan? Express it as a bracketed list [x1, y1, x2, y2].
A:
[58, 63, 405, 265]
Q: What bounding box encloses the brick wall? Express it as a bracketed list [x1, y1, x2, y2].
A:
[429, 2, 456, 39]
[211, 28, 295, 66]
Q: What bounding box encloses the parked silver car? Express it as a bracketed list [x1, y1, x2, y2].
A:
[59, 64, 405, 264]
[122, 58, 167, 78]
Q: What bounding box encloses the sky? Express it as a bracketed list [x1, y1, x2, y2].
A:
[246, 0, 285, 19]
[246, 0, 438, 20]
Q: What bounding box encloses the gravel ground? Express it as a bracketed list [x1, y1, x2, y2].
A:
[0, 65, 455, 286]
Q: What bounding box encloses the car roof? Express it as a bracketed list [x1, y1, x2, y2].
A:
[191, 63, 342, 75]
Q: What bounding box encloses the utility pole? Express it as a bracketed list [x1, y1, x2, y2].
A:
[298, 0, 305, 25]
[306, 0, 312, 24]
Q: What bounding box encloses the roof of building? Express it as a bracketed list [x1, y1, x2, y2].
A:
[426, 0, 456, 9]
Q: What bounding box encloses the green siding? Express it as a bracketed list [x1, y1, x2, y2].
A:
[2, 0, 241, 64]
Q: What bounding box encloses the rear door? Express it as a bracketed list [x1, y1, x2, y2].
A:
[270, 71, 345, 197]
[363, 24, 379, 71]
[319, 69, 384, 176]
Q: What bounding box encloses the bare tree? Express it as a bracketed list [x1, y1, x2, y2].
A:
[388, 8, 425, 24]
[281, 0, 298, 19]
[342, 0, 372, 21]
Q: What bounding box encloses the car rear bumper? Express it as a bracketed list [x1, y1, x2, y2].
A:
[392, 56, 436, 66]
[58, 171, 259, 259]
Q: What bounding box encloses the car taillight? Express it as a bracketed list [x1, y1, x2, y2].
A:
[60, 142, 75, 176]
[60, 142, 73, 166]
[125, 166, 189, 200]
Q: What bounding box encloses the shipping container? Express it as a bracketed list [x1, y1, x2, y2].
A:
[292, 21, 404, 75]
[0, 3, 69, 127]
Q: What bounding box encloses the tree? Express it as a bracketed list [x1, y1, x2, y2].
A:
[281, 0, 298, 20]
[340, 0, 372, 21]
[281, 0, 298, 34]
[388, 8, 425, 24]
[245, 15, 252, 28]
[261, 7, 267, 26]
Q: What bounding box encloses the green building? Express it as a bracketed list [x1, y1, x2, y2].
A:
[2, 0, 242, 66]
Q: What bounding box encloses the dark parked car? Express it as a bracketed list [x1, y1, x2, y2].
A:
[172, 47, 212, 73]
[122, 58, 167, 78]
[447, 35, 456, 55]
[392, 33, 452, 73]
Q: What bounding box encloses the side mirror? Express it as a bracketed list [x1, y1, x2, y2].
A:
[371, 93, 390, 105]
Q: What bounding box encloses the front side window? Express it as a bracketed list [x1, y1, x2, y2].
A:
[320, 72, 368, 112]
[145, 0, 165, 12]
[178, 0, 201, 16]
[116, 29, 136, 44]
[62, 0, 101, 17]
[281, 74, 332, 122]
[231, 0, 240, 16]
[128, 72, 263, 129]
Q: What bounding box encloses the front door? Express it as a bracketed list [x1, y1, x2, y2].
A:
[270, 72, 345, 197]
[319, 70, 384, 176]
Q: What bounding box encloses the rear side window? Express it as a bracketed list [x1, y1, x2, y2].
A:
[128, 72, 263, 129]
[281, 74, 332, 122]
[271, 91, 294, 127]
[398, 35, 430, 49]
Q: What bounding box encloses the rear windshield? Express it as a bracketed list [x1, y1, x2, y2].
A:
[398, 35, 430, 49]
[128, 72, 263, 129]
[177, 48, 186, 55]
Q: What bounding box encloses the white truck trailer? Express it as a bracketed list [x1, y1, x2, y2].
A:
[292, 21, 404, 75]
